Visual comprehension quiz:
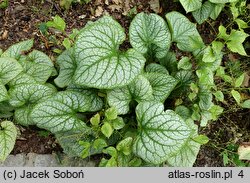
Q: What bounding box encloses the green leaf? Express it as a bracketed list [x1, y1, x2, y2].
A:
[241, 99, 250, 109]
[0, 57, 23, 85]
[9, 84, 57, 107]
[90, 113, 100, 126]
[8, 73, 37, 87]
[46, 15, 66, 32]
[238, 145, 250, 160]
[62, 38, 71, 49]
[235, 19, 249, 30]
[226, 30, 249, 56]
[20, 60, 53, 84]
[133, 102, 193, 164]
[101, 122, 114, 138]
[235, 73, 245, 87]
[74, 16, 145, 89]
[193, 135, 209, 144]
[179, 0, 202, 13]
[56, 131, 92, 157]
[1, 39, 33, 60]
[213, 90, 224, 102]
[223, 152, 229, 166]
[144, 73, 178, 102]
[219, 27, 249, 56]
[0, 84, 8, 102]
[167, 119, 200, 167]
[145, 63, 169, 75]
[178, 57, 192, 70]
[198, 88, 213, 110]
[27, 50, 54, 66]
[128, 75, 153, 102]
[93, 139, 108, 151]
[196, 68, 214, 87]
[107, 87, 131, 115]
[231, 89, 241, 104]
[0, 101, 14, 118]
[192, 1, 214, 24]
[79, 141, 91, 159]
[175, 105, 192, 120]
[209, 0, 238, 3]
[159, 52, 178, 73]
[14, 106, 34, 126]
[202, 46, 217, 63]
[110, 117, 125, 130]
[117, 137, 133, 155]
[218, 25, 230, 40]
[31, 91, 92, 133]
[0, 121, 17, 161]
[166, 11, 204, 51]
[210, 3, 225, 20]
[105, 107, 118, 121]
[209, 105, 224, 120]
[129, 12, 171, 59]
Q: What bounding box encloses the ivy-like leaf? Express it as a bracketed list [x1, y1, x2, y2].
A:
[166, 11, 204, 52]
[74, 16, 145, 89]
[54, 48, 77, 88]
[0, 121, 17, 161]
[0, 84, 8, 102]
[30, 91, 92, 133]
[192, 1, 214, 24]
[9, 84, 57, 107]
[1, 39, 33, 60]
[210, 3, 224, 20]
[133, 102, 193, 164]
[0, 57, 23, 85]
[129, 12, 171, 59]
[180, 0, 202, 13]
[144, 73, 178, 102]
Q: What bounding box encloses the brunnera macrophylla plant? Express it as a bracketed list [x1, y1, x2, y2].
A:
[0, 11, 248, 166]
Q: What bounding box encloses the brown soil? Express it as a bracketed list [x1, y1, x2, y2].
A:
[0, 0, 249, 166]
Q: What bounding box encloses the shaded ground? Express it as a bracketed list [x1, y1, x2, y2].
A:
[0, 0, 249, 166]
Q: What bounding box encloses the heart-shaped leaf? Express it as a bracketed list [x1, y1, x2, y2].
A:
[133, 102, 193, 164]
[74, 16, 145, 89]
[166, 11, 204, 51]
[144, 73, 178, 102]
[0, 121, 17, 161]
[31, 91, 92, 133]
[180, 0, 202, 13]
[1, 39, 33, 60]
[54, 48, 77, 88]
[0, 84, 8, 102]
[9, 84, 57, 107]
[192, 1, 214, 24]
[0, 57, 23, 85]
[129, 12, 171, 59]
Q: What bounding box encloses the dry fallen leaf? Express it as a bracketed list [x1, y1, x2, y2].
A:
[0, 30, 8, 40]
[242, 73, 250, 87]
[149, 0, 161, 13]
[108, 4, 122, 12]
[238, 143, 250, 160]
[112, 0, 123, 5]
[95, 6, 104, 17]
